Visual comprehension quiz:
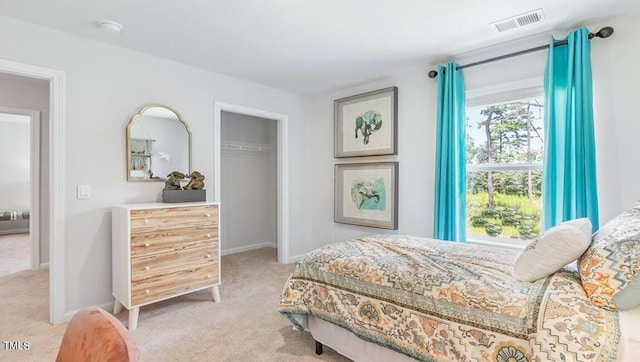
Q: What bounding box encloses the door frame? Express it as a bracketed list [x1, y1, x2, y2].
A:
[213, 102, 290, 263]
[0, 106, 40, 269]
[0, 59, 66, 324]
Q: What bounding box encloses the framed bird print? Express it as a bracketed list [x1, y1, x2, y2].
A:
[334, 86, 397, 158]
[334, 162, 398, 229]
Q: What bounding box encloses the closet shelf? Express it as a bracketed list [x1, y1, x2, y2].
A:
[221, 143, 273, 152]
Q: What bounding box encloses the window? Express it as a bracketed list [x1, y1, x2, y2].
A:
[465, 84, 544, 245]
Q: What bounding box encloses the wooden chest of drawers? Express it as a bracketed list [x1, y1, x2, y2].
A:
[112, 202, 221, 330]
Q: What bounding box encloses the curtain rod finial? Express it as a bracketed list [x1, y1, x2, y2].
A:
[597, 26, 614, 38]
[589, 26, 614, 39]
[428, 70, 438, 78]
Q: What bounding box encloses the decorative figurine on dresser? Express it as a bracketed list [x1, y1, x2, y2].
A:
[184, 171, 205, 190]
[162, 170, 206, 203]
[164, 171, 186, 190]
[112, 201, 221, 330]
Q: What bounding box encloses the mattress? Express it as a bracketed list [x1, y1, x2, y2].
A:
[310, 307, 640, 362]
[0, 210, 30, 235]
[280, 234, 622, 361]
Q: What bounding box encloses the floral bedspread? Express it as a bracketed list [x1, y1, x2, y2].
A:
[279, 235, 619, 362]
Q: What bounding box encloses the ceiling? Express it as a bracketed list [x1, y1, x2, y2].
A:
[1, 0, 639, 95]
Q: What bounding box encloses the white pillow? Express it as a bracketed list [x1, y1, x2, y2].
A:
[513, 218, 592, 282]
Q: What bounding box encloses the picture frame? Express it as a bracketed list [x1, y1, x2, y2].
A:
[335, 162, 398, 229]
[334, 86, 398, 158]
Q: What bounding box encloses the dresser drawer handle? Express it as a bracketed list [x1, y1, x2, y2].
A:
[206, 213, 211, 217]
[206, 234, 211, 238]
[145, 266, 151, 271]
[145, 289, 151, 294]
[144, 219, 149, 224]
[207, 274, 212, 279]
[206, 254, 212, 259]
[144, 243, 150, 247]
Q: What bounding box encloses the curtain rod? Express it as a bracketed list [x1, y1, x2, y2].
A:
[427, 26, 614, 78]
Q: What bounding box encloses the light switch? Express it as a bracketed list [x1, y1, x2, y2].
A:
[77, 185, 91, 200]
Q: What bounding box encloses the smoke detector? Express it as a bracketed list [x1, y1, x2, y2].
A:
[98, 20, 123, 34]
[489, 9, 545, 33]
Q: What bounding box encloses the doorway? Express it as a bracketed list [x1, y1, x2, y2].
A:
[214, 102, 290, 263]
[220, 111, 277, 255]
[0, 108, 39, 276]
[0, 59, 66, 324]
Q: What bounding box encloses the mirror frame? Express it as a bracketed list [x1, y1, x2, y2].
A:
[126, 104, 192, 182]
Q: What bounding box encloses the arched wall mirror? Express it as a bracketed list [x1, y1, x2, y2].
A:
[126, 104, 192, 181]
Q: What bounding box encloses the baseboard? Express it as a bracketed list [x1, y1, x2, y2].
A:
[63, 301, 115, 323]
[221, 242, 276, 256]
[39, 262, 50, 269]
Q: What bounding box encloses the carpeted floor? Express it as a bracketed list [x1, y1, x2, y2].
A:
[0, 233, 31, 276]
[0, 247, 351, 361]
[0, 265, 65, 361]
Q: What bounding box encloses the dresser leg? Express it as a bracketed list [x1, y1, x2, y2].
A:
[128, 307, 139, 331]
[113, 299, 122, 315]
[211, 285, 221, 303]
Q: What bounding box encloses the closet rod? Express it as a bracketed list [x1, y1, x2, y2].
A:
[221, 143, 272, 152]
[427, 26, 614, 78]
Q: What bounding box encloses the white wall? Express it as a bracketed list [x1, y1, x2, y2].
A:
[308, 71, 438, 251]
[220, 112, 277, 253]
[306, 15, 638, 249]
[590, 15, 640, 223]
[0, 16, 311, 313]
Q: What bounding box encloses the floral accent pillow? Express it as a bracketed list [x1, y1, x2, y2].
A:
[513, 218, 592, 282]
[579, 206, 640, 310]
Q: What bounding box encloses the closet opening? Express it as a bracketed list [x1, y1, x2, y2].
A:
[220, 111, 278, 256]
[214, 103, 290, 263]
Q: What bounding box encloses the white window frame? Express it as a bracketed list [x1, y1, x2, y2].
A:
[465, 77, 544, 249]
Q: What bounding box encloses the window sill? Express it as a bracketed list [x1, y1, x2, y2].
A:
[466, 236, 527, 250]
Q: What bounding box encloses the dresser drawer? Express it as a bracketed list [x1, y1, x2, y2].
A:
[131, 245, 219, 306]
[130, 205, 218, 233]
[130, 225, 218, 257]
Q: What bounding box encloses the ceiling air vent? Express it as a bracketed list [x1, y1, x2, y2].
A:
[490, 9, 545, 33]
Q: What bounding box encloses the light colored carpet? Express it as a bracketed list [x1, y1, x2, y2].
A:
[0, 233, 31, 276]
[0, 247, 351, 361]
[0, 266, 66, 361]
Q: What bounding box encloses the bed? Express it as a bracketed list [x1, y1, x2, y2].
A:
[0, 210, 29, 235]
[279, 228, 640, 361]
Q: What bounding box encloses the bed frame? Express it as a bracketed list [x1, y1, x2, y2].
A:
[309, 316, 415, 362]
[0, 218, 29, 235]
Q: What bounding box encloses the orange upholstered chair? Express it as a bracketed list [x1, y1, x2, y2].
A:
[56, 307, 140, 362]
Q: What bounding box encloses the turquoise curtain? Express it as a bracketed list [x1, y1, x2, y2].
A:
[543, 27, 599, 232]
[434, 62, 466, 241]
